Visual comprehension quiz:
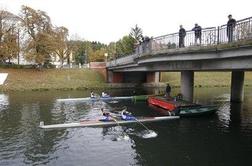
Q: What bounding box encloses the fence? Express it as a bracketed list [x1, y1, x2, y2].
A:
[136, 16, 252, 55]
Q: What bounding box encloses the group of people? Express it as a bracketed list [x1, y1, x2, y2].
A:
[179, 14, 236, 48]
[100, 107, 135, 122]
[90, 91, 110, 98]
[90, 91, 134, 121]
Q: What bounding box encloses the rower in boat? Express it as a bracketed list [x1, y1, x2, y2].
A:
[100, 108, 113, 121]
[121, 110, 136, 121]
[90, 91, 95, 98]
[101, 92, 110, 98]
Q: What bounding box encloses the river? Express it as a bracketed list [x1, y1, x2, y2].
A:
[0, 87, 252, 166]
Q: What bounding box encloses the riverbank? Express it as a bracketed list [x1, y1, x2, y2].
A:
[0, 69, 251, 91]
[0, 68, 107, 91]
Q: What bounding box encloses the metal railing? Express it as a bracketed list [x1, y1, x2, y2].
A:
[108, 16, 252, 67]
[218, 17, 252, 44]
[137, 16, 252, 55]
[150, 27, 217, 52]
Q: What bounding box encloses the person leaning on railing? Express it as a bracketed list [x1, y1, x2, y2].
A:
[192, 23, 202, 45]
[227, 14, 236, 43]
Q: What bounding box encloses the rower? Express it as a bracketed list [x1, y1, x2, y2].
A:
[90, 91, 95, 98]
[121, 110, 135, 121]
[101, 92, 110, 98]
[100, 108, 111, 121]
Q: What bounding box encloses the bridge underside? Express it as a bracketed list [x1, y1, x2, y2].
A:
[107, 46, 252, 102]
[107, 71, 160, 84]
[108, 46, 252, 72]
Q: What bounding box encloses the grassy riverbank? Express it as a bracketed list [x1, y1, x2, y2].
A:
[1, 69, 252, 91]
[0, 68, 107, 91]
[161, 72, 252, 87]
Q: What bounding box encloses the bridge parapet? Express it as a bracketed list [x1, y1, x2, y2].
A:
[107, 16, 252, 69]
[107, 53, 138, 68]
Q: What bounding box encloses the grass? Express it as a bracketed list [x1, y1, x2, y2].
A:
[1, 69, 251, 91]
[161, 72, 252, 87]
[0, 68, 106, 91]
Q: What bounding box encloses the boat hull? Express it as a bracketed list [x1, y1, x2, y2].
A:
[39, 116, 180, 129]
[148, 96, 217, 117]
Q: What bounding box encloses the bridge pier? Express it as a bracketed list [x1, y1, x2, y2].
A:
[181, 71, 194, 102]
[146, 72, 160, 83]
[231, 71, 244, 102]
[107, 71, 123, 83]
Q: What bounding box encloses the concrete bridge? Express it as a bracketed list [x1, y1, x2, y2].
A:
[106, 16, 252, 102]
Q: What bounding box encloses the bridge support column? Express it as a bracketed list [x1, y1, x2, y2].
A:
[181, 71, 194, 102]
[107, 71, 113, 83]
[231, 71, 244, 102]
[107, 71, 124, 83]
[154, 72, 160, 83]
[146, 72, 160, 83]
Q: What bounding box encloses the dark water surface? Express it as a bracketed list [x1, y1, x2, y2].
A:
[0, 87, 252, 166]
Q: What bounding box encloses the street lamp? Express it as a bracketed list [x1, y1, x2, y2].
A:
[104, 53, 108, 62]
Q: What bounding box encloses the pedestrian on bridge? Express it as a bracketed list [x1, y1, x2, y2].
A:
[179, 25, 186, 48]
[192, 23, 202, 45]
[227, 14, 236, 43]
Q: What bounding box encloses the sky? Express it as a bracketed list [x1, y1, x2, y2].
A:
[0, 0, 251, 44]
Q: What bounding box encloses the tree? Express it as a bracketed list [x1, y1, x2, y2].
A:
[0, 10, 20, 62]
[116, 35, 135, 57]
[20, 6, 54, 65]
[107, 42, 116, 60]
[89, 47, 107, 62]
[130, 24, 143, 44]
[51, 26, 70, 67]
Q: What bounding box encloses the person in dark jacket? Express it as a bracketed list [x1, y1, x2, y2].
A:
[192, 23, 202, 45]
[179, 25, 186, 48]
[165, 83, 171, 97]
[227, 14, 236, 43]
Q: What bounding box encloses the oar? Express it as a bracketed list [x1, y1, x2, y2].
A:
[133, 116, 151, 133]
[121, 109, 151, 133]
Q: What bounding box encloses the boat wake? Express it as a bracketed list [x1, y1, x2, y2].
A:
[108, 100, 119, 104]
[137, 130, 158, 139]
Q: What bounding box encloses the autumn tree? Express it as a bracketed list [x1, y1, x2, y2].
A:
[0, 10, 20, 62]
[20, 6, 54, 65]
[51, 26, 71, 67]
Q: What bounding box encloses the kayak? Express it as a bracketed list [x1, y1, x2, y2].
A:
[39, 116, 180, 129]
[148, 96, 217, 117]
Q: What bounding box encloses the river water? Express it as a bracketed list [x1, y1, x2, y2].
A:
[0, 87, 252, 166]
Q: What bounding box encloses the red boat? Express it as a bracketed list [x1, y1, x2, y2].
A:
[148, 96, 177, 111]
[148, 96, 217, 117]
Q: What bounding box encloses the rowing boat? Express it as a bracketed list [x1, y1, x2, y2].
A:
[39, 116, 179, 129]
[56, 95, 151, 102]
[56, 96, 133, 102]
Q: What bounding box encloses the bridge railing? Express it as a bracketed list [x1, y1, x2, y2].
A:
[138, 16, 252, 55]
[108, 16, 252, 68]
[106, 53, 138, 67]
[218, 17, 252, 44]
[150, 27, 217, 53]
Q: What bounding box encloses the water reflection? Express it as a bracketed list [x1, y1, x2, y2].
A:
[0, 88, 252, 165]
[0, 94, 9, 112]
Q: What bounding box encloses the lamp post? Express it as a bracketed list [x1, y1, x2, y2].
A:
[104, 53, 108, 63]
